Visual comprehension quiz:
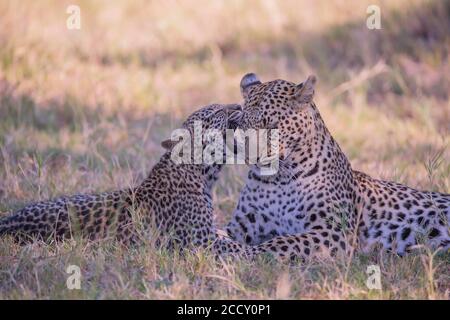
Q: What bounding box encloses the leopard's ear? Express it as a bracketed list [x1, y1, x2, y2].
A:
[161, 139, 177, 150]
[293, 75, 317, 105]
[240, 73, 261, 99]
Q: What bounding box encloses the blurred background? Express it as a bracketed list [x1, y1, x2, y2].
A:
[0, 0, 449, 217]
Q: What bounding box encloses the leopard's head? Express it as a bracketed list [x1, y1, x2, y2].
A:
[181, 103, 242, 132]
[238, 73, 318, 163]
[161, 103, 242, 165]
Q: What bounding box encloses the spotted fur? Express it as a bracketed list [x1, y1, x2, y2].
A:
[0, 104, 252, 257]
[227, 74, 450, 260]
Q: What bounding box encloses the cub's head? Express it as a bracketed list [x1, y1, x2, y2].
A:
[181, 103, 241, 132]
[161, 103, 242, 164]
[238, 73, 318, 161]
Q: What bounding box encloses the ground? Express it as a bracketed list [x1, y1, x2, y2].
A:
[0, 0, 449, 299]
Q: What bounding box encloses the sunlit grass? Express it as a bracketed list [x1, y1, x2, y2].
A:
[0, 0, 448, 299]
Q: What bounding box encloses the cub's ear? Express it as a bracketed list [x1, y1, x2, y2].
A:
[161, 139, 177, 150]
[293, 75, 317, 105]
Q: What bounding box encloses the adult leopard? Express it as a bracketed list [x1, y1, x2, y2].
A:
[227, 73, 450, 259]
[0, 104, 251, 257]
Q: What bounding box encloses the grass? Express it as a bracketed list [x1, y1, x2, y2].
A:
[0, 0, 449, 299]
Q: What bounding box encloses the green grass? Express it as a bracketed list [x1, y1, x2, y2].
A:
[0, 0, 449, 299]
